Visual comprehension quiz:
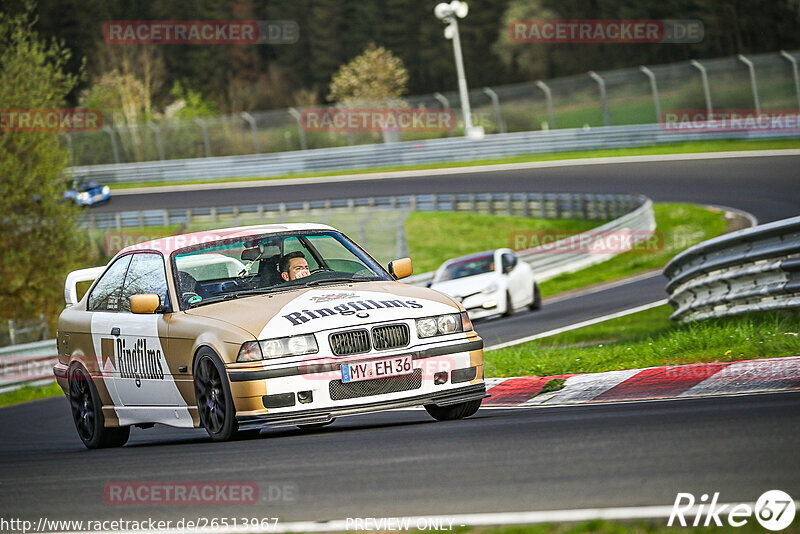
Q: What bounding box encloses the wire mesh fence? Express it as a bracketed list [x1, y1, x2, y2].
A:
[63, 50, 800, 166]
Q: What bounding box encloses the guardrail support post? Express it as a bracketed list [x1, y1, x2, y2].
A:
[535, 81, 556, 129]
[103, 126, 120, 163]
[690, 60, 713, 116]
[588, 71, 610, 127]
[433, 93, 454, 137]
[194, 118, 212, 157]
[239, 112, 260, 154]
[639, 66, 662, 123]
[288, 107, 308, 150]
[737, 54, 761, 114]
[147, 122, 165, 160]
[482, 87, 506, 133]
[780, 51, 800, 110]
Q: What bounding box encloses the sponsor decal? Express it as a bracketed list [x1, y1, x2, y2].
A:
[283, 299, 423, 326]
[309, 292, 358, 303]
[116, 338, 165, 384]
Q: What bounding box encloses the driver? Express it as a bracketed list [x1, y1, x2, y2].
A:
[279, 251, 311, 281]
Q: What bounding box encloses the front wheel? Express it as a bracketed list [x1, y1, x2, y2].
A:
[529, 283, 542, 311]
[424, 399, 482, 421]
[194, 349, 250, 441]
[69, 364, 130, 449]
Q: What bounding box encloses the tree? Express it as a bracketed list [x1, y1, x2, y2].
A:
[328, 43, 409, 104]
[0, 2, 87, 323]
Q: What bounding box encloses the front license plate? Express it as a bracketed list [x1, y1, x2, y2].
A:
[341, 355, 413, 383]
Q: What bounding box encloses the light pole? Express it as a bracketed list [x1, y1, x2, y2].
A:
[434, 1, 483, 139]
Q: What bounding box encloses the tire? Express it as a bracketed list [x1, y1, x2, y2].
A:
[529, 283, 542, 311]
[502, 291, 513, 317]
[297, 419, 335, 430]
[193, 348, 250, 441]
[424, 399, 482, 421]
[69, 364, 130, 449]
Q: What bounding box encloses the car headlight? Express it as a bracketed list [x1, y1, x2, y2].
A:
[102, 185, 110, 194]
[237, 334, 318, 362]
[416, 313, 463, 338]
[77, 192, 90, 201]
[481, 281, 499, 294]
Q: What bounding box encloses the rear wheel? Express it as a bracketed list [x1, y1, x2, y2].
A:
[529, 283, 542, 311]
[194, 349, 252, 441]
[424, 399, 482, 421]
[69, 364, 130, 449]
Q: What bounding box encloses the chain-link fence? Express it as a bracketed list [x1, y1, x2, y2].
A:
[61, 50, 800, 167]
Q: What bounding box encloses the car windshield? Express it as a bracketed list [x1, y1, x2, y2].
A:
[172, 231, 390, 309]
[436, 253, 495, 282]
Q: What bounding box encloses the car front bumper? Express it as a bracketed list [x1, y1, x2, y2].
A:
[227, 337, 485, 429]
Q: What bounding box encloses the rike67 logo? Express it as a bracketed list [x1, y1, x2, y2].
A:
[669, 490, 796, 531]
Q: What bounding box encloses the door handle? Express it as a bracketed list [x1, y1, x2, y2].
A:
[111, 327, 120, 336]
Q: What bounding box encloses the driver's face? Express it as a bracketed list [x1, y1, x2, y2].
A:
[282, 257, 310, 281]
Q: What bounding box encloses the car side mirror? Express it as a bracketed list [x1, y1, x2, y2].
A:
[130, 294, 161, 314]
[388, 258, 413, 280]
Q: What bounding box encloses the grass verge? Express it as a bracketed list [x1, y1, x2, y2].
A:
[539, 203, 728, 297]
[110, 139, 800, 190]
[405, 213, 600, 274]
[0, 382, 62, 408]
[485, 306, 800, 378]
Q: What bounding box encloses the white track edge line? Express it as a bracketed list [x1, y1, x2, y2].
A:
[485, 299, 669, 351]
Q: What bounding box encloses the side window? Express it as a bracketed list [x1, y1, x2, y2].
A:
[87, 255, 132, 311]
[282, 237, 319, 270]
[120, 253, 169, 312]
[501, 253, 517, 271]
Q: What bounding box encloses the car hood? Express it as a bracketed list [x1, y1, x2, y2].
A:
[184, 281, 461, 339]
[430, 272, 498, 298]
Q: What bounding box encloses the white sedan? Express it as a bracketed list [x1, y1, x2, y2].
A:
[429, 248, 541, 320]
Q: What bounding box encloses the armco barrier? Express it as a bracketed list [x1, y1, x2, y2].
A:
[69, 123, 800, 185]
[664, 215, 800, 322]
[0, 340, 59, 395]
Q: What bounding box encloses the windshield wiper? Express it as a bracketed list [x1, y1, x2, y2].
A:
[305, 277, 355, 287]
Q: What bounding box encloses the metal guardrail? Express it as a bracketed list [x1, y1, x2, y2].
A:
[0, 340, 58, 395]
[69, 123, 800, 185]
[82, 191, 640, 230]
[664, 216, 800, 322]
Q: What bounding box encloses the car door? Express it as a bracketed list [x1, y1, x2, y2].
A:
[111, 252, 187, 408]
[501, 252, 526, 308]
